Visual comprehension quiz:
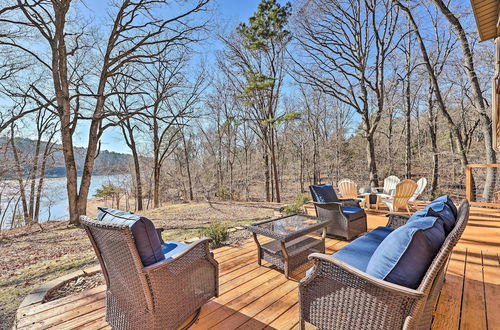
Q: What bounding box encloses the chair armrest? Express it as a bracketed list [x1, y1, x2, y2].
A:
[378, 193, 392, 199]
[155, 228, 165, 244]
[313, 201, 342, 206]
[313, 202, 349, 223]
[339, 198, 361, 208]
[143, 238, 216, 272]
[304, 253, 423, 298]
[386, 213, 411, 229]
[142, 238, 219, 319]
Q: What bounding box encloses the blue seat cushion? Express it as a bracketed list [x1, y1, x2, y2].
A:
[161, 241, 189, 260]
[333, 226, 394, 272]
[341, 207, 365, 220]
[341, 207, 363, 214]
[310, 184, 339, 203]
[97, 207, 165, 267]
[366, 216, 445, 289]
[411, 200, 456, 234]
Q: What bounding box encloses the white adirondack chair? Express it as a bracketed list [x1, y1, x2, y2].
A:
[375, 175, 400, 210]
[409, 177, 428, 205]
[383, 175, 400, 195]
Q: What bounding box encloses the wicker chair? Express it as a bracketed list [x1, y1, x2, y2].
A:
[310, 184, 367, 240]
[299, 200, 469, 330]
[81, 216, 219, 330]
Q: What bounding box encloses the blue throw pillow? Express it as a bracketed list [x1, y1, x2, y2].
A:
[409, 202, 456, 234]
[425, 202, 455, 234]
[97, 207, 165, 267]
[309, 184, 339, 203]
[432, 195, 458, 216]
[366, 216, 445, 289]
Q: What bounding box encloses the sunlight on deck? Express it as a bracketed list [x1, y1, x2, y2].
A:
[15, 207, 500, 330]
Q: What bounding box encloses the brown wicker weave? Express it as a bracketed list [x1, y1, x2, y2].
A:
[313, 200, 367, 240]
[80, 216, 219, 330]
[299, 200, 470, 330]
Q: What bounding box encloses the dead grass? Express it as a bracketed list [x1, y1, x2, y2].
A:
[0, 200, 280, 330]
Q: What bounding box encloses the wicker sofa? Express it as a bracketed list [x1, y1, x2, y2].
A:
[310, 184, 368, 240]
[81, 208, 218, 330]
[299, 198, 469, 330]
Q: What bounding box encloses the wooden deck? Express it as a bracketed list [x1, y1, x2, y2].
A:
[15, 207, 500, 330]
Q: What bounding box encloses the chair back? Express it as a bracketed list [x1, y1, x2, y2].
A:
[419, 200, 469, 292]
[391, 179, 417, 211]
[412, 200, 469, 329]
[383, 175, 400, 195]
[80, 216, 153, 311]
[409, 177, 427, 202]
[309, 184, 340, 203]
[337, 179, 358, 199]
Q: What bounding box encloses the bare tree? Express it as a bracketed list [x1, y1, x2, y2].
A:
[294, 0, 400, 186]
[430, 0, 497, 202]
[219, 0, 292, 202]
[0, 0, 210, 224]
[394, 0, 470, 173]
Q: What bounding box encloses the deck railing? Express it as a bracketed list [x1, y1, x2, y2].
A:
[465, 164, 500, 207]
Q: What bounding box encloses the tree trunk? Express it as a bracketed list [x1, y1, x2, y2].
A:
[153, 166, 160, 208]
[270, 128, 281, 203]
[428, 86, 439, 199]
[10, 134, 29, 223]
[366, 133, 379, 187]
[431, 0, 497, 202]
[263, 145, 271, 202]
[35, 139, 54, 222]
[28, 135, 42, 222]
[182, 132, 194, 201]
[121, 123, 143, 210]
[404, 39, 412, 179]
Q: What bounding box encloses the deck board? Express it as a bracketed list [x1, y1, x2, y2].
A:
[460, 248, 487, 330]
[15, 206, 500, 330]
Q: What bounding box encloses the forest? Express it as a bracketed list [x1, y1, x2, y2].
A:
[0, 0, 497, 227]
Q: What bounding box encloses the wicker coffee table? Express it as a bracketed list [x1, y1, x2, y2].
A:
[247, 214, 330, 278]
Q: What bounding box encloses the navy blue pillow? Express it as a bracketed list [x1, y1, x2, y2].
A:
[309, 184, 339, 203]
[433, 195, 457, 216]
[97, 207, 165, 267]
[366, 216, 445, 289]
[410, 201, 455, 234]
[426, 202, 455, 234]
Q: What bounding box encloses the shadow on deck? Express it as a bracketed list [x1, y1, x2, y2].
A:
[15, 207, 500, 330]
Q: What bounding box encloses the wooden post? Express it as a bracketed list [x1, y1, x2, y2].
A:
[252, 233, 262, 266]
[465, 165, 472, 202]
[493, 37, 500, 151]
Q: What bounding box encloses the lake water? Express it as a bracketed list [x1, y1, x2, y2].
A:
[0, 174, 130, 229]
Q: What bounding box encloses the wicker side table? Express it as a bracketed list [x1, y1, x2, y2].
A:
[247, 214, 330, 278]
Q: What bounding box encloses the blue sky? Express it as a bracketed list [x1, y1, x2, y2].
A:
[72, 0, 283, 154]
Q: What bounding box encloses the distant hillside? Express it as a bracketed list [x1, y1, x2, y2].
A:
[1, 137, 132, 177]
